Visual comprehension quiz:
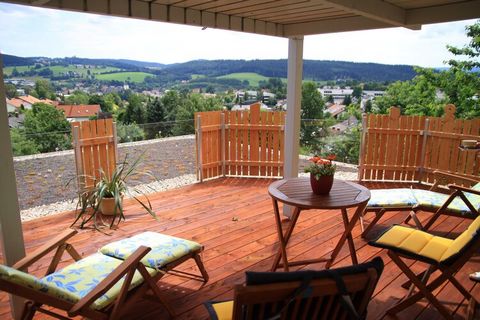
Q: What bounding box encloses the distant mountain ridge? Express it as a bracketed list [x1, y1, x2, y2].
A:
[2, 54, 417, 82]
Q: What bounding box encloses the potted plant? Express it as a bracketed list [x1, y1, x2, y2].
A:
[72, 154, 157, 230]
[304, 154, 337, 195]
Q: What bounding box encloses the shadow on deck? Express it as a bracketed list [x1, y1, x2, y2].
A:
[0, 178, 478, 319]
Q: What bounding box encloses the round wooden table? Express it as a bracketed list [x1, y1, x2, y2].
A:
[268, 177, 371, 271]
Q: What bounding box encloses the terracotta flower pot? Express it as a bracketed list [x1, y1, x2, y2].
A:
[310, 174, 334, 195]
[99, 197, 123, 216]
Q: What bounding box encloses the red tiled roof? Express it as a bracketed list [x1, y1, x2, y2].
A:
[6, 98, 24, 108]
[43, 98, 59, 106]
[18, 95, 42, 105]
[56, 104, 101, 118]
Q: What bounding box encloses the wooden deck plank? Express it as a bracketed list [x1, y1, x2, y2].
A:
[0, 178, 478, 319]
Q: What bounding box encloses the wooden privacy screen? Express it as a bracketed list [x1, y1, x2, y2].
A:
[72, 119, 118, 192]
[359, 104, 480, 184]
[195, 103, 286, 181]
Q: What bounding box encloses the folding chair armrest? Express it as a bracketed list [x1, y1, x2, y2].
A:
[68, 245, 151, 316]
[13, 228, 78, 270]
[448, 184, 480, 196]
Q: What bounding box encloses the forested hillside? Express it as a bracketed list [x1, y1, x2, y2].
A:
[3, 54, 416, 82]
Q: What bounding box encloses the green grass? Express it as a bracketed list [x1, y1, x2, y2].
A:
[3, 64, 120, 77]
[191, 74, 205, 79]
[95, 72, 155, 83]
[3, 65, 33, 75]
[49, 65, 119, 76]
[217, 72, 272, 87]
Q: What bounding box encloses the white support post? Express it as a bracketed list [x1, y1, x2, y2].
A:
[0, 54, 26, 319]
[283, 37, 304, 217]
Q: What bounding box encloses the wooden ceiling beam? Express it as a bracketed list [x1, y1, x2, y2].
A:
[30, 0, 51, 4]
[283, 15, 392, 36]
[406, 0, 480, 26]
[321, 0, 420, 30]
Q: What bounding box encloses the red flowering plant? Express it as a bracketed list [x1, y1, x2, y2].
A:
[304, 154, 337, 179]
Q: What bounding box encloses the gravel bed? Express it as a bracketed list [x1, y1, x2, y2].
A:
[15, 136, 359, 221]
[14, 135, 196, 210]
[20, 174, 197, 221]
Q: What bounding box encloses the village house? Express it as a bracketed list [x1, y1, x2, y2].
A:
[56, 104, 101, 122]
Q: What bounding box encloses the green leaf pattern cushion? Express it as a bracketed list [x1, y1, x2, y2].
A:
[0, 265, 78, 304]
[367, 183, 480, 215]
[41, 253, 157, 310]
[413, 188, 480, 215]
[367, 188, 418, 208]
[100, 231, 202, 269]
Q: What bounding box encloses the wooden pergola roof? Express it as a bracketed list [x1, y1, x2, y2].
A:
[2, 0, 480, 37]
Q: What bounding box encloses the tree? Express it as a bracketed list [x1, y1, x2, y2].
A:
[352, 86, 362, 99]
[446, 20, 480, 71]
[23, 103, 71, 153]
[4, 83, 17, 99]
[32, 79, 55, 100]
[364, 100, 373, 113]
[11, 67, 20, 77]
[328, 126, 361, 164]
[300, 82, 325, 148]
[160, 91, 183, 135]
[116, 123, 145, 142]
[89, 94, 114, 113]
[373, 74, 445, 116]
[65, 90, 90, 105]
[172, 94, 223, 135]
[10, 129, 39, 156]
[145, 97, 167, 138]
[382, 20, 480, 119]
[205, 85, 215, 94]
[434, 20, 479, 118]
[38, 68, 53, 77]
[123, 93, 146, 124]
[342, 95, 352, 105]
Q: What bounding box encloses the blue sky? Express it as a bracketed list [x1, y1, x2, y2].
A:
[0, 2, 476, 68]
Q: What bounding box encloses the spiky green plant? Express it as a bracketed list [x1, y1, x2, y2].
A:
[72, 153, 157, 231]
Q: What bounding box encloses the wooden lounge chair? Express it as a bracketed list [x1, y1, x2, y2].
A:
[361, 170, 480, 237]
[0, 229, 209, 320]
[369, 215, 480, 319]
[205, 257, 384, 320]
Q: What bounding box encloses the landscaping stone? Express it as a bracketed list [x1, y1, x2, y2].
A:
[14, 135, 359, 221]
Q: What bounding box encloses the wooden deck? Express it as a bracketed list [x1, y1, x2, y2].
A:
[0, 177, 479, 319]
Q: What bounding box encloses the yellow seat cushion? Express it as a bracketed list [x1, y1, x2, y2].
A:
[372, 225, 453, 263]
[205, 300, 233, 320]
[441, 215, 480, 261]
[371, 215, 480, 264]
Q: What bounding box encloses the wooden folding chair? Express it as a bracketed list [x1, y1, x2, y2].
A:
[362, 170, 480, 237]
[205, 257, 384, 320]
[0, 229, 184, 319]
[369, 215, 480, 319]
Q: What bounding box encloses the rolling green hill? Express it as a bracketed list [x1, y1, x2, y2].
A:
[218, 73, 271, 87]
[4, 65, 120, 77]
[95, 72, 154, 82]
[3, 54, 419, 85]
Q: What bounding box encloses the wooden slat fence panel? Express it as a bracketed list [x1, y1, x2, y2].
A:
[195, 103, 285, 181]
[359, 105, 480, 184]
[72, 119, 117, 193]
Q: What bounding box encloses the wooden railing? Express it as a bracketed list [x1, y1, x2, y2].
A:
[195, 103, 285, 181]
[72, 119, 118, 192]
[359, 104, 480, 184]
